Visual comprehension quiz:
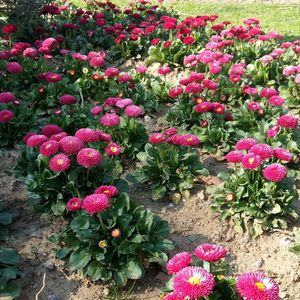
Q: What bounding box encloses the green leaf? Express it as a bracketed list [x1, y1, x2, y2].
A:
[87, 261, 103, 282]
[71, 214, 90, 231]
[0, 212, 12, 225]
[0, 248, 19, 265]
[122, 260, 143, 280]
[51, 201, 66, 216]
[69, 250, 92, 271]
[151, 185, 166, 201]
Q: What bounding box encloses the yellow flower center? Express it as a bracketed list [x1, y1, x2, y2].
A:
[188, 276, 201, 286]
[248, 157, 255, 164]
[98, 240, 107, 248]
[196, 98, 203, 104]
[56, 159, 64, 166]
[87, 152, 93, 158]
[187, 138, 192, 142]
[226, 193, 234, 201]
[111, 147, 118, 153]
[255, 282, 265, 290]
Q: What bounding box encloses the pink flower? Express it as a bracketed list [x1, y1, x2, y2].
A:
[236, 138, 257, 150]
[162, 293, 184, 300]
[75, 128, 99, 143]
[242, 153, 261, 170]
[226, 151, 244, 163]
[97, 130, 112, 142]
[158, 66, 172, 75]
[95, 185, 118, 197]
[0, 92, 15, 103]
[283, 66, 296, 76]
[247, 102, 262, 111]
[82, 194, 110, 215]
[59, 94, 77, 105]
[116, 98, 133, 108]
[0, 110, 14, 123]
[263, 163, 287, 182]
[26, 134, 48, 147]
[149, 133, 165, 144]
[173, 267, 215, 299]
[213, 103, 225, 114]
[194, 244, 227, 262]
[236, 272, 279, 300]
[124, 105, 144, 117]
[166, 252, 192, 274]
[6, 62, 23, 74]
[66, 197, 82, 211]
[45, 72, 62, 83]
[42, 37, 58, 49]
[105, 67, 119, 77]
[274, 148, 292, 162]
[50, 132, 67, 142]
[136, 65, 147, 73]
[164, 128, 177, 136]
[76, 148, 102, 168]
[100, 113, 120, 127]
[260, 88, 278, 98]
[277, 114, 298, 129]
[60, 136, 84, 155]
[266, 125, 281, 138]
[90, 106, 103, 115]
[169, 86, 183, 98]
[42, 124, 63, 137]
[195, 102, 212, 113]
[105, 143, 122, 156]
[180, 134, 200, 147]
[49, 153, 71, 172]
[40, 140, 59, 156]
[268, 96, 285, 107]
[249, 144, 273, 160]
[90, 56, 105, 67]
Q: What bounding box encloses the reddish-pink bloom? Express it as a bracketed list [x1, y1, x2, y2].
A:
[42, 37, 58, 49]
[247, 102, 262, 111]
[164, 128, 177, 136]
[260, 88, 278, 98]
[59, 94, 77, 105]
[0, 110, 14, 123]
[66, 197, 82, 211]
[26, 134, 48, 147]
[268, 96, 285, 107]
[149, 133, 165, 144]
[0, 92, 15, 103]
[116, 98, 133, 108]
[195, 102, 212, 113]
[183, 36, 195, 45]
[277, 114, 298, 129]
[97, 130, 112, 142]
[194, 244, 227, 262]
[226, 151, 244, 163]
[45, 72, 62, 83]
[105, 143, 122, 156]
[180, 134, 200, 147]
[100, 113, 120, 127]
[75, 128, 99, 143]
[49, 153, 71, 172]
[6, 62, 23, 74]
[173, 267, 215, 299]
[169, 86, 183, 98]
[95, 185, 118, 197]
[213, 103, 225, 114]
[60, 136, 84, 155]
[249, 143, 273, 160]
[237, 272, 279, 300]
[2, 24, 17, 34]
[166, 252, 192, 274]
[90, 56, 105, 67]
[76, 148, 102, 168]
[236, 138, 257, 151]
[82, 194, 110, 215]
[162, 293, 184, 300]
[263, 163, 287, 182]
[42, 124, 63, 137]
[274, 148, 292, 162]
[105, 67, 119, 77]
[242, 153, 261, 170]
[124, 105, 144, 117]
[40, 140, 59, 156]
[50, 132, 68, 142]
[266, 125, 281, 138]
[90, 106, 103, 115]
[158, 66, 172, 76]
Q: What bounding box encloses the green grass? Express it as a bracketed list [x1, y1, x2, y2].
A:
[71, 0, 300, 38]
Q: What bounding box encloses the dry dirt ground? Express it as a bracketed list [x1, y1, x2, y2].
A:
[1, 146, 300, 300]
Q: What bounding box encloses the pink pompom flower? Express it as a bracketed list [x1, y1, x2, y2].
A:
[226, 151, 244, 163]
[249, 143, 273, 160]
[236, 272, 279, 300]
[42, 124, 63, 137]
[173, 267, 215, 299]
[105, 143, 122, 156]
[100, 113, 120, 127]
[194, 244, 227, 262]
[90, 106, 103, 116]
[59, 136, 84, 155]
[166, 252, 192, 274]
[277, 114, 298, 129]
[236, 138, 257, 150]
[0, 92, 15, 103]
[59, 94, 77, 105]
[95, 185, 118, 197]
[6, 62, 23, 74]
[124, 105, 144, 117]
[247, 102, 262, 111]
[116, 98, 133, 108]
[40, 140, 59, 156]
[75, 128, 99, 143]
[149, 133, 165, 144]
[66, 197, 82, 211]
[0, 110, 14, 123]
[49, 153, 71, 172]
[268, 96, 285, 107]
[273, 148, 292, 162]
[82, 193, 110, 215]
[76, 148, 102, 168]
[263, 163, 287, 182]
[26, 134, 48, 147]
[242, 153, 261, 170]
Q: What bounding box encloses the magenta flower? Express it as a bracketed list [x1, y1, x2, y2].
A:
[26, 134, 48, 147]
[59, 136, 84, 155]
[194, 244, 227, 262]
[75, 128, 99, 143]
[226, 151, 244, 163]
[195, 102, 212, 113]
[95, 185, 118, 198]
[116, 98, 133, 108]
[66, 197, 82, 211]
[105, 142, 122, 156]
[236, 138, 257, 150]
[97, 130, 112, 142]
[100, 113, 120, 127]
[263, 163, 287, 182]
[277, 114, 298, 129]
[237, 272, 279, 300]
[273, 148, 292, 162]
[268, 96, 285, 107]
[249, 144, 273, 160]
[180, 134, 200, 147]
[40, 140, 59, 156]
[149, 133, 165, 144]
[0, 109, 14, 123]
[49, 153, 71, 172]
[0, 92, 15, 103]
[164, 128, 177, 136]
[247, 102, 262, 111]
[242, 153, 261, 170]
[173, 267, 215, 299]
[162, 293, 184, 300]
[50, 132, 67, 142]
[124, 105, 144, 117]
[76, 148, 102, 168]
[169, 86, 184, 98]
[166, 252, 192, 274]
[105, 67, 119, 77]
[42, 124, 63, 137]
[90, 106, 103, 116]
[6, 62, 23, 74]
[59, 94, 77, 105]
[82, 194, 110, 215]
